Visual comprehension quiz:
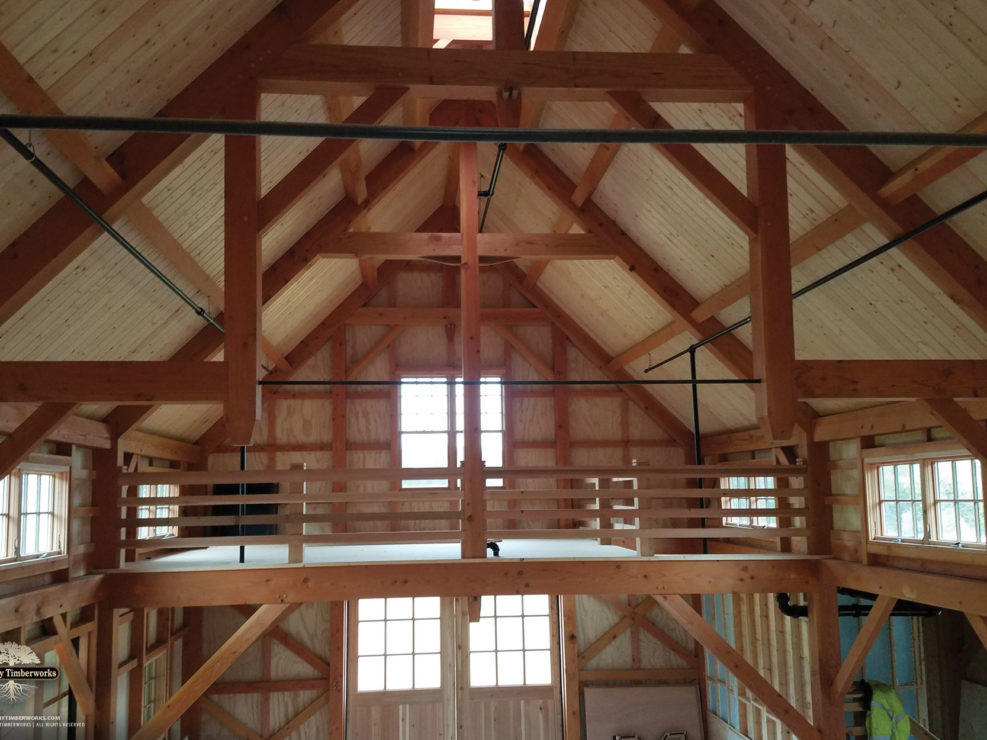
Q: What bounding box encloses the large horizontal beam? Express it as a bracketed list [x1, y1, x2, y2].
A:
[0, 362, 226, 403]
[812, 398, 987, 442]
[794, 360, 987, 399]
[324, 232, 613, 259]
[345, 307, 548, 325]
[0, 576, 105, 633]
[103, 557, 820, 608]
[259, 45, 751, 102]
[820, 559, 987, 616]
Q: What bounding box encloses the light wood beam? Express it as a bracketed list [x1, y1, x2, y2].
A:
[328, 601, 346, 740]
[346, 307, 546, 325]
[347, 326, 405, 380]
[663, 0, 987, 331]
[793, 360, 987, 399]
[0, 402, 77, 479]
[602, 595, 698, 667]
[224, 88, 262, 446]
[0, 0, 354, 329]
[200, 696, 263, 740]
[491, 325, 554, 381]
[271, 692, 330, 740]
[578, 598, 652, 666]
[560, 594, 580, 740]
[966, 612, 987, 651]
[917, 398, 987, 463]
[50, 614, 96, 718]
[108, 558, 821, 608]
[808, 586, 844, 740]
[401, 0, 435, 133]
[230, 605, 331, 677]
[261, 45, 751, 102]
[460, 142, 486, 559]
[500, 263, 694, 448]
[258, 86, 408, 232]
[507, 144, 755, 380]
[492, 0, 525, 126]
[519, 0, 579, 128]
[746, 94, 796, 439]
[655, 594, 820, 740]
[607, 90, 758, 237]
[831, 595, 897, 700]
[0, 362, 226, 403]
[878, 110, 987, 204]
[820, 560, 987, 616]
[0, 575, 104, 634]
[813, 399, 987, 443]
[94, 604, 121, 738]
[322, 231, 612, 259]
[133, 604, 290, 740]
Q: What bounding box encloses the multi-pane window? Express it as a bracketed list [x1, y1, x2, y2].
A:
[871, 455, 984, 545]
[356, 597, 442, 691]
[469, 594, 552, 687]
[142, 653, 168, 723]
[720, 475, 777, 527]
[0, 466, 68, 562]
[399, 377, 504, 488]
[137, 484, 178, 539]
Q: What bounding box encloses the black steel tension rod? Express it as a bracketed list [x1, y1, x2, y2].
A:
[5, 113, 987, 147]
[258, 378, 759, 387]
[645, 185, 987, 373]
[0, 128, 225, 334]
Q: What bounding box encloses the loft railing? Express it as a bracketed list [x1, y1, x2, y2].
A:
[113, 463, 809, 563]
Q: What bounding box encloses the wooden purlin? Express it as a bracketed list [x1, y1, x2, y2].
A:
[0, 0, 355, 329]
[660, 0, 987, 332]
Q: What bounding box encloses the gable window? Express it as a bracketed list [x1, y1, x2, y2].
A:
[868, 452, 984, 545]
[356, 597, 442, 692]
[137, 484, 178, 539]
[0, 463, 68, 563]
[720, 475, 777, 527]
[468, 594, 553, 687]
[399, 377, 504, 488]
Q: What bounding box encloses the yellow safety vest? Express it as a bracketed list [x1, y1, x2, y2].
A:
[865, 681, 910, 740]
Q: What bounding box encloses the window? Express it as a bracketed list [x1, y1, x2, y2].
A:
[469, 594, 552, 687]
[720, 475, 777, 527]
[142, 653, 168, 723]
[356, 596, 442, 691]
[137, 484, 178, 539]
[399, 377, 504, 488]
[869, 453, 983, 545]
[0, 464, 68, 562]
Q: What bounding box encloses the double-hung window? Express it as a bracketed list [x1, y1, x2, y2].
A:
[868, 450, 984, 546]
[399, 376, 504, 488]
[719, 475, 777, 527]
[0, 462, 68, 562]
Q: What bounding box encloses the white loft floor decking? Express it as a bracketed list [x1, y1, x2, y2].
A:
[123, 539, 639, 570]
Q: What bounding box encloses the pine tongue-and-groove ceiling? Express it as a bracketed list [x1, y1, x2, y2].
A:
[0, 0, 985, 443]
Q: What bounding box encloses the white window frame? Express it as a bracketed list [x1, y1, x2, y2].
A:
[467, 594, 556, 688]
[398, 375, 505, 488]
[137, 483, 179, 539]
[352, 596, 444, 694]
[0, 458, 69, 565]
[865, 444, 985, 547]
[719, 475, 777, 528]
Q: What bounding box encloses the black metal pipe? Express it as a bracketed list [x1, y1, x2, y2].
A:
[524, 0, 543, 50]
[6, 114, 987, 147]
[776, 591, 942, 619]
[0, 128, 225, 334]
[258, 377, 760, 387]
[479, 142, 508, 232]
[238, 445, 246, 565]
[644, 186, 987, 373]
[690, 347, 708, 554]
